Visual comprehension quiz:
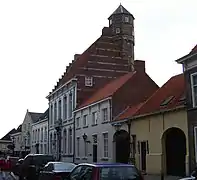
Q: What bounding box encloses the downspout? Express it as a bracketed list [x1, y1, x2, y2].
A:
[73, 113, 76, 163]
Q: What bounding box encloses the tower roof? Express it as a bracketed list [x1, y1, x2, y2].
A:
[108, 4, 134, 19]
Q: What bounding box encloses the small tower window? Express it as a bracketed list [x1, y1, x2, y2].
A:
[125, 16, 129, 23]
[109, 19, 112, 25]
[116, 28, 120, 34]
[85, 76, 93, 87]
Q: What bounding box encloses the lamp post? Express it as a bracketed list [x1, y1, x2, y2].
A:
[55, 119, 62, 161]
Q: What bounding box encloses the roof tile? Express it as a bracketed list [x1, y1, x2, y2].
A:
[78, 72, 136, 109]
[116, 73, 185, 121]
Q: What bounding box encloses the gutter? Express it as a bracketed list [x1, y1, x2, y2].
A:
[111, 105, 185, 125]
[176, 52, 197, 63]
[73, 97, 112, 113]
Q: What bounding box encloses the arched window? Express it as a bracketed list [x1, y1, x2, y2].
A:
[63, 129, 67, 154]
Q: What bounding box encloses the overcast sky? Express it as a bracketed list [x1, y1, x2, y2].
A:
[0, 0, 196, 138]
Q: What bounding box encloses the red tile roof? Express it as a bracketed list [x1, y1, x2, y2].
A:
[115, 73, 185, 121]
[77, 72, 136, 109]
[114, 103, 144, 121]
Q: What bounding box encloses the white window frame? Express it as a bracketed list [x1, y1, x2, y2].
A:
[116, 28, 120, 34]
[102, 108, 108, 122]
[76, 117, 80, 128]
[191, 72, 197, 107]
[125, 16, 129, 23]
[103, 132, 108, 158]
[194, 126, 197, 163]
[92, 112, 98, 125]
[85, 76, 93, 87]
[83, 115, 88, 127]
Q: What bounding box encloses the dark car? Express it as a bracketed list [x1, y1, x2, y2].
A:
[15, 154, 55, 180]
[39, 162, 76, 180]
[65, 163, 144, 180]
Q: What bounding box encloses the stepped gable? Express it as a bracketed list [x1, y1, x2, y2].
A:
[48, 32, 129, 97]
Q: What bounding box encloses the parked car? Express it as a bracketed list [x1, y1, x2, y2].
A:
[39, 162, 76, 180]
[13, 154, 55, 180]
[65, 163, 144, 180]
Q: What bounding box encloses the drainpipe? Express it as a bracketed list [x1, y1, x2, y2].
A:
[73, 111, 76, 163]
[127, 120, 131, 164]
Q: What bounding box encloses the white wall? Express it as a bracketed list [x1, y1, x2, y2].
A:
[11, 132, 22, 152]
[74, 99, 116, 164]
[21, 111, 32, 150]
[48, 79, 77, 162]
[31, 119, 48, 154]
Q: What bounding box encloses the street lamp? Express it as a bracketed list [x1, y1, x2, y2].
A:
[114, 123, 122, 132]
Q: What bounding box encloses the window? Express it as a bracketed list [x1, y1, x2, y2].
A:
[50, 105, 53, 125]
[50, 133, 53, 154]
[28, 123, 30, 130]
[38, 129, 40, 142]
[77, 137, 80, 157]
[58, 100, 62, 119]
[92, 112, 98, 125]
[41, 128, 43, 142]
[85, 76, 93, 87]
[44, 127, 47, 142]
[194, 127, 197, 163]
[69, 128, 72, 154]
[64, 96, 67, 120]
[125, 16, 129, 22]
[100, 166, 141, 180]
[191, 73, 197, 107]
[69, 92, 73, 118]
[76, 117, 80, 128]
[160, 96, 174, 106]
[109, 19, 112, 25]
[116, 28, 120, 34]
[63, 130, 67, 154]
[54, 133, 57, 152]
[103, 133, 108, 158]
[54, 102, 57, 121]
[102, 108, 108, 122]
[83, 115, 88, 127]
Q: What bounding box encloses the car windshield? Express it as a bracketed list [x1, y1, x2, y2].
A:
[99, 166, 141, 180]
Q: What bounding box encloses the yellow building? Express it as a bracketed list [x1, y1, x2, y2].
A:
[113, 74, 189, 177]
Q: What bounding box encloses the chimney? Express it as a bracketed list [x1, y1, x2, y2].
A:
[74, 54, 81, 60]
[102, 27, 111, 36]
[134, 60, 145, 72]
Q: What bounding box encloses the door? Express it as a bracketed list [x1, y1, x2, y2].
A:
[93, 144, 97, 162]
[140, 141, 146, 171]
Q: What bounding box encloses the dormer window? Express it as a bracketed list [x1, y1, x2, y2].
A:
[116, 28, 120, 34]
[125, 16, 129, 23]
[85, 76, 93, 87]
